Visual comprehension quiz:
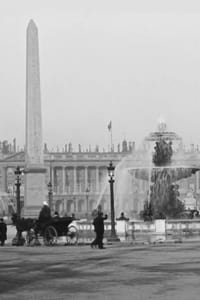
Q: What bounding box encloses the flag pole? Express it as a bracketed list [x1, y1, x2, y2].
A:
[110, 126, 113, 152]
[108, 121, 113, 152]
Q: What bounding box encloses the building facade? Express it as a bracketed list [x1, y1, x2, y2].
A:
[0, 139, 200, 218]
[0, 140, 133, 218]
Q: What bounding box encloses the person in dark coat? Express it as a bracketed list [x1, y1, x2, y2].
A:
[71, 213, 79, 220]
[116, 212, 129, 221]
[53, 211, 60, 220]
[91, 211, 107, 249]
[0, 218, 7, 246]
[38, 201, 51, 223]
[37, 201, 51, 233]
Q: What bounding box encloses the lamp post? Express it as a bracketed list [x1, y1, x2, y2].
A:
[85, 187, 90, 215]
[12, 166, 25, 246]
[107, 161, 119, 242]
[47, 181, 53, 211]
[15, 166, 22, 219]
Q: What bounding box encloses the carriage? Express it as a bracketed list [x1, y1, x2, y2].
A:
[12, 214, 79, 246]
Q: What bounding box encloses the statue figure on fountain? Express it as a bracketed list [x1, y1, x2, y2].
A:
[144, 138, 185, 220]
[153, 139, 173, 166]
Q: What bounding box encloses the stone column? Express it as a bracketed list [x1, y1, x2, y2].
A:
[196, 172, 200, 191]
[96, 167, 99, 192]
[24, 20, 46, 217]
[53, 168, 57, 193]
[85, 167, 88, 190]
[62, 167, 65, 194]
[73, 167, 77, 193]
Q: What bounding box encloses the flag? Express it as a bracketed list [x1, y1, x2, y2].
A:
[108, 121, 112, 131]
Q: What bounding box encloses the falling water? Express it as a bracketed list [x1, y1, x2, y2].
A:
[95, 139, 200, 219]
[0, 196, 8, 216]
[96, 177, 109, 207]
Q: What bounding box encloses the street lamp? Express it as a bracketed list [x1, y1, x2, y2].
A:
[12, 166, 25, 246]
[107, 161, 119, 242]
[85, 187, 90, 216]
[47, 181, 53, 211]
[15, 166, 22, 219]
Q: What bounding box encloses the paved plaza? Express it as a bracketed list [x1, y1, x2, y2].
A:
[0, 241, 200, 300]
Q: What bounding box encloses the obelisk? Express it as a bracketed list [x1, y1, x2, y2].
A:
[24, 20, 46, 217]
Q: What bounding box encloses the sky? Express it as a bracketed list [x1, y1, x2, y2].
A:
[1, 0, 200, 151]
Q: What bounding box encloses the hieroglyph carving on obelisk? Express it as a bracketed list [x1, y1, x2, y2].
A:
[24, 20, 46, 217]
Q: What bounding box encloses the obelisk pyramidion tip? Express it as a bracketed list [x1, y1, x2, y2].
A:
[27, 19, 37, 30]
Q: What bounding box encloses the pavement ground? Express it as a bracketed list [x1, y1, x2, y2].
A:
[0, 241, 200, 300]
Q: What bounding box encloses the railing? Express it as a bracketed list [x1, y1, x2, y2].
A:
[75, 218, 200, 244]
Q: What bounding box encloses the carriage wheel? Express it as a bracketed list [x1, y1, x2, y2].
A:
[25, 229, 36, 246]
[65, 225, 78, 245]
[25, 230, 41, 246]
[44, 226, 58, 246]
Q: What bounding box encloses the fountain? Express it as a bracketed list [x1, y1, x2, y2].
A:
[112, 118, 200, 220]
[78, 118, 200, 243]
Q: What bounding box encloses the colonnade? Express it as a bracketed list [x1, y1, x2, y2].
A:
[50, 165, 108, 195]
[0, 165, 108, 195]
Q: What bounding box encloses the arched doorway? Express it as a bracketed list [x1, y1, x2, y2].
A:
[89, 200, 96, 212]
[77, 199, 84, 212]
[67, 200, 75, 214]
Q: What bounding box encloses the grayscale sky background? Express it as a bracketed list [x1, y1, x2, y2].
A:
[1, 0, 200, 151]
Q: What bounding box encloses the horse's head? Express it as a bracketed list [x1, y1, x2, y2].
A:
[11, 213, 18, 225]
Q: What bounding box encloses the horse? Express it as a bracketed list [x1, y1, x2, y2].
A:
[11, 213, 37, 245]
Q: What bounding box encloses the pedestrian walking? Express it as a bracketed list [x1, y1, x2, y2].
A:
[91, 211, 107, 249]
[0, 218, 7, 246]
